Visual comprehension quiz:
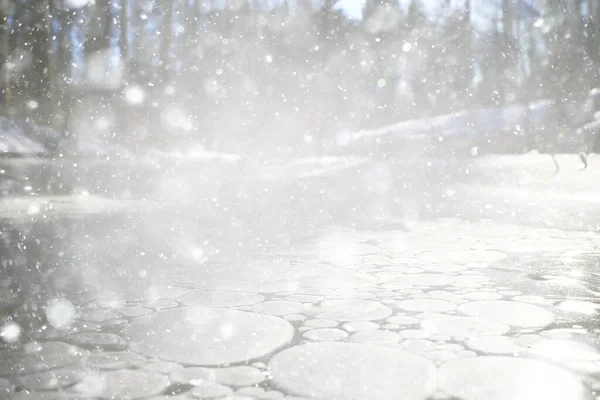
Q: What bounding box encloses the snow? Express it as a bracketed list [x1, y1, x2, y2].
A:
[0, 321, 21, 343]
[45, 298, 77, 330]
[126, 307, 294, 366]
[269, 342, 437, 400]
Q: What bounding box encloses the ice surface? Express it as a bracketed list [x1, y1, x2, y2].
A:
[252, 301, 304, 316]
[84, 351, 147, 370]
[439, 356, 588, 400]
[65, 332, 126, 351]
[317, 299, 392, 321]
[171, 366, 265, 387]
[12, 369, 85, 391]
[402, 274, 456, 287]
[386, 315, 419, 325]
[396, 299, 457, 313]
[342, 322, 380, 332]
[303, 319, 338, 328]
[420, 316, 510, 339]
[127, 307, 294, 365]
[304, 328, 349, 341]
[179, 291, 265, 308]
[459, 300, 554, 327]
[350, 330, 400, 345]
[0, 342, 89, 376]
[98, 369, 170, 399]
[465, 336, 523, 354]
[525, 339, 600, 362]
[298, 269, 377, 289]
[269, 342, 436, 400]
[187, 381, 234, 398]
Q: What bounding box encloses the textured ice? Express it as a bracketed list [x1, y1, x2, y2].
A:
[179, 291, 265, 308]
[0, 342, 89, 376]
[269, 342, 436, 400]
[420, 263, 468, 272]
[375, 268, 424, 282]
[188, 381, 234, 398]
[459, 300, 554, 327]
[402, 274, 456, 286]
[84, 351, 148, 370]
[317, 299, 392, 321]
[439, 356, 588, 400]
[304, 328, 349, 341]
[455, 274, 490, 283]
[142, 360, 183, 374]
[421, 316, 510, 339]
[399, 329, 434, 339]
[127, 307, 294, 365]
[117, 306, 154, 318]
[303, 319, 338, 328]
[342, 322, 380, 332]
[284, 314, 306, 322]
[417, 250, 506, 264]
[424, 349, 457, 364]
[465, 336, 522, 354]
[395, 299, 457, 313]
[99, 369, 170, 399]
[144, 299, 179, 309]
[426, 291, 463, 302]
[525, 339, 600, 362]
[298, 269, 377, 289]
[386, 315, 419, 325]
[284, 294, 323, 303]
[78, 309, 120, 323]
[463, 291, 503, 301]
[381, 281, 414, 290]
[351, 330, 400, 344]
[170, 366, 265, 387]
[65, 332, 126, 351]
[401, 339, 437, 352]
[252, 300, 304, 316]
[541, 328, 589, 340]
[12, 369, 85, 390]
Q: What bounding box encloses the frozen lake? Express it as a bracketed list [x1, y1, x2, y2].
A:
[1, 153, 599, 399]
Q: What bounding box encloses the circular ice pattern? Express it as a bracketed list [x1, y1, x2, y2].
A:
[126, 307, 294, 366]
[269, 342, 436, 400]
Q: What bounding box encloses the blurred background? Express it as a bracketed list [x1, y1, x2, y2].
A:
[1, 0, 599, 155]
